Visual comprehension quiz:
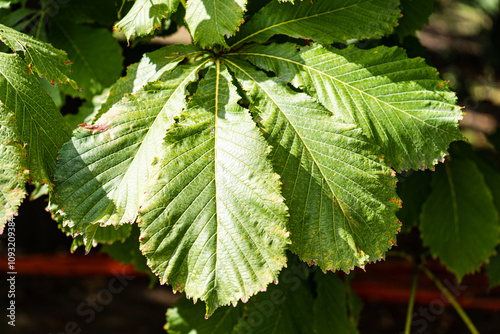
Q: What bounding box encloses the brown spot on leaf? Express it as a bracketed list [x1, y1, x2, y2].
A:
[78, 122, 109, 134]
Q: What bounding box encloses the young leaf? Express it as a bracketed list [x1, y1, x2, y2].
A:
[0, 23, 77, 89]
[0, 53, 72, 184]
[53, 60, 209, 232]
[420, 155, 499, 281]
[0, 101, 27, 228]
[186, 0, 247, 48]
[229, 0, 400, 48]
[226, 58, 400, 272]
[48, 19, 123, 99]
[240, 43, 463, 171]
[138, 63, 289, 316]
[115, 0, 180, 43]
[0, 8, 37, 29]
[314, 272, 358, 334]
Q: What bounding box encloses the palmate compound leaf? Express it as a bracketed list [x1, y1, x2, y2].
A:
[138, 63, 290, 316]
[53, 58, 210, 235]
[115, 0, 180, 43]
[0, 101, 28, 230]
[229, 0, 400, 49]
[224, 58, 401, 272]
[0, 53, 72, 185]
[0, 23, 77, 89]
[239, 43, 463, 171]
[420, 145, 500, 281]
[185, 0, 247, 48]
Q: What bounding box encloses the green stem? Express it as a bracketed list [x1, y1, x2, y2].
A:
[180, 0, 187, 9]
[404, 262, 419, 334]
[421, 266, 479, 334]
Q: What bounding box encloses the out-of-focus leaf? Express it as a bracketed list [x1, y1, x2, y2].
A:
[139, 64, 290, 315]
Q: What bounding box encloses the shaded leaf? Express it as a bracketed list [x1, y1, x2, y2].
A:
[233, 265, 314, 334]
[166, 261, 316, 334]
[239, 43, 463, 171]
[396, 0, 436, 38]
[166, 298, 243, 334]
[29, 181, 49, 201]
[314, 272, 358, 334]
[396, 169, 432, 232]
[101, 224, 152, 275]
[0, 23, 77, 89]
[64, 91, 108, 130]
[226, 58, 400, 272]
[48, 20, 123, 99]
[0, 8, 37, 28]
[138, 64, 289, 316]
[486, 246, 500, 289]
[186, 0, 247, 48]
[0, 101, 27, 228]
[420, 153, 499, 280]
[57, 0, 121, 26]
[230, 0, 400, 48]
[115, 0, 180, 42]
